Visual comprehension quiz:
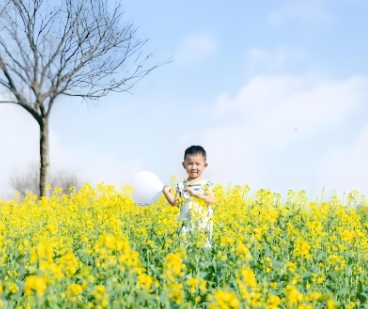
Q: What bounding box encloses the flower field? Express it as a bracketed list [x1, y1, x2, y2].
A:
[0, 183, 368, 308]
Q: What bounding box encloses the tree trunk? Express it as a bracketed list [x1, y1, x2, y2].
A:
[39, 117, 50, 198]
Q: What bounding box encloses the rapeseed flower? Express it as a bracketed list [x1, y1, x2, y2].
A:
[24, 276, 47, 297]
[0, 183, 367, 307]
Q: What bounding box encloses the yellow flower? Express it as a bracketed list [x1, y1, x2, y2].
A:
[327, 300, 335, 309]
[8, 282, 19, 294]
[24, 276, 47, 297]
[92, 285, 109, 308]
[67, 283, 83, 302]
[267, 294, 281, 309]
[54, 187, 63, 194]
[187, 277, 207, 293]
[220, 236, 234, 247]
[168, 282, 184, 304]
[284, 285, 303, 307]
[270, 282, 277, 289]
[346, 302, 356, 309]
[209, 290, 240, 309]
[239, 268, 258, 288]
[293, 238, 311, 259]
[285, 262, 297, 273]
[316, 276, 324, 284]
[137, 273, 153, 291]
[162, 253, 185, 281]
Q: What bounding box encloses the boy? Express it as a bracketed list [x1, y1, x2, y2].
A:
[162, 145, 215, 248]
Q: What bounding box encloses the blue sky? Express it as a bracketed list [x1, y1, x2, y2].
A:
[1, 0, 368, 199]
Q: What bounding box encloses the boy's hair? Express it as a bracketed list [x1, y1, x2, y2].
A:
[184, 145, 207, 160]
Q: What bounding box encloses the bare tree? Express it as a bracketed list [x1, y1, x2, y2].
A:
[0, 0, 162, 197]
[0, 1, 10, 16]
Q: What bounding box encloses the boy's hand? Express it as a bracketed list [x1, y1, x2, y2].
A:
[162, 185, 171, 195]
[184, 187, 198, 197]
[162, 185, 178, 207]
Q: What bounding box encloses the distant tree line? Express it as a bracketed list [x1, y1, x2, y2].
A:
[11, 166, 81, 199]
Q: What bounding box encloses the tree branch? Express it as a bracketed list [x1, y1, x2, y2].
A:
[0, 100, 18, 103]
[0, 100, 40, 122]
[0, 0, 164, 113]
[0, 1, 11, 17]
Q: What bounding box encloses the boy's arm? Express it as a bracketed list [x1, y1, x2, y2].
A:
[203, 189, 216, 205]
[162, 185, 179, 207]
[184, 187, 216, 205]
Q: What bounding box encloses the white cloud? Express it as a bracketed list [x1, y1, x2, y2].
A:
[174, 34, 217, 65]
[319, 124, 368, 195]
[214, 74, 366, 150]
[269, 1, 332, 26]
[181, 73, 368, 195]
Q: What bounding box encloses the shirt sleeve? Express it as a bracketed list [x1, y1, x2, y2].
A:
[206, 181, 214, 190]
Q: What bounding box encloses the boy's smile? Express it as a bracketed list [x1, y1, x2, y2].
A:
[182, 154, 208, 181]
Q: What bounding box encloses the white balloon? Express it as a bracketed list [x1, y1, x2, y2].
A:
[132, 171, 164, 206]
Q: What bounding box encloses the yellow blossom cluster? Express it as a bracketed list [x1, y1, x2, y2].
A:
[0, 183, 367, 308]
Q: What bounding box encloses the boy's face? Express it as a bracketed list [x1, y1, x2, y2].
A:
[182, 154, 208, 180]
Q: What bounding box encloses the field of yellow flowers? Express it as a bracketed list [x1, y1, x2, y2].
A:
[0, 183, 368, 308]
